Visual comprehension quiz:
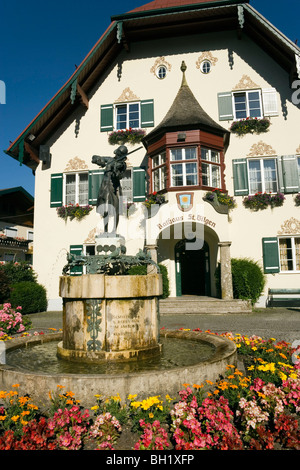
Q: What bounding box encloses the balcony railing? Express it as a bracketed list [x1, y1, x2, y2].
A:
[0, 235, 30, 249]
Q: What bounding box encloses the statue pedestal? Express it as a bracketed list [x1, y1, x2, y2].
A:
[95, 234, 126, 255]
[58, 273, 163, 363]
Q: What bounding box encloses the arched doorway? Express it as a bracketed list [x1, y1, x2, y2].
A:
[175, 239, 211, 296]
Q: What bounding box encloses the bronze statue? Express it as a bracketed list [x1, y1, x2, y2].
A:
[92, 145, 128, 233]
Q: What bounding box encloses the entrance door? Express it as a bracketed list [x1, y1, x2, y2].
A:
[175, 239, 210, 296]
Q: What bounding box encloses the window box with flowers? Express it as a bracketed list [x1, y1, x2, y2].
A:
[243, 192, 285, 211]
[108, 128, 146, 146]
[230, 117, 271, 136]
[203, 189, 236, 214]
[57, 204, 93, 221]
[143, 192, 166, 217]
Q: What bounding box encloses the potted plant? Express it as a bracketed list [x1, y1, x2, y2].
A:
[143, 192, 166, 217]
[295, 193, 300, 206]
[108, 128, 146, 145]
[230, 117, 271, 136]
[57, 204, 93, 221]
[204, 189, 236, 214]
[243, 192, 285, 210]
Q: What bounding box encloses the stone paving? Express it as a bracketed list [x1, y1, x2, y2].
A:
[27, 306, 300, 345]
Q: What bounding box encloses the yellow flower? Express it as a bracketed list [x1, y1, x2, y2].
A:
[149, 413, 154, 418]
[11, 415, 19, 422]
[128, 394, 137, 401]
[12, 384, 20, 388]
[0, 416, 6, 421]
[182, 383, 190, 387]
[236, 344, 241, 348]
[90, 405, 99, 411]
[247, 365, 255, 371]
[252, 347, 257, 351]
[213, 389, 219, 395]
[192, 384, 203, 390]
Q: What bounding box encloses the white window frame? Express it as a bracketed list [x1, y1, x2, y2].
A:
[170, 147, 198, 187]
[247, 158, 278, 195]
[5, 227, 18, 238]
[63, 172, 89, 206]
[27, 230, 34, 241]
[152, 152, 166, 192]
[278, 236, 300, 273]
[232, 89, 263, 120]
[201, 148, 221, 188]
[120, 168, 133, 202]
[114, 102, 140, 130]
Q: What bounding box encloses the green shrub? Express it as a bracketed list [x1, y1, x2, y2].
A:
[10, 281, 48, 315]
[0, 262, 37, 284]
[215, 258, 265, 305]
[127, 264, 170, 299]
[231, 258, 265, 305]
[0, 270, 11, 304]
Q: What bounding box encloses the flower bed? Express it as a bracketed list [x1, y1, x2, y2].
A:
[230, 117, 270, 136]
[243, 192, 285, 210]
[0, 303, 31, 338]
[0, 330, 300, 450]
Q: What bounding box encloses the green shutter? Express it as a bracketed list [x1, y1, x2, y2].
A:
[100, 104, 114, 132]
[232, 159, 249, 196]
[133, 167, 146, 202]
[70, 245, 83, 276]
[88, 170, 104, 205]
[262, 238, 280, 274]
[50, 173, 63, 207]
[217, 92, 234, 121]
[280, 155, 300, 193]
[141, 99, 154, 128]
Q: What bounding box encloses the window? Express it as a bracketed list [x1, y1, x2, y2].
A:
[170, 148, 198, 187]
[5, 227, 17, 238]
[201, 148, 221, 188]
[152, 153, 167, 192]
[27, 231, 34, 241]
[218, 88, 278, 121]
[101, 100, 154, 132]
[200, 60, 211, 74]
[115, 102, 140, 130]
[64, 172, 89, 205]
[156, 65, 167, 79]
[248, 158, 278, 194]
[279, 237, 300, 272]
[233, 90, 262, 119]
[120, 169, 133, 201]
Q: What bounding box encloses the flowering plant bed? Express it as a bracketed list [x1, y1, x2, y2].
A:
[1, 329, 300, 450]
[230, 117, 271, 136]
[108, 128, 146, 145]
[57, 204, 93, 221]
[204, 189, 236, 211]
[0, 303, 31, 337]
[243, 192, 285, 210]
[143, 192, 166, 209]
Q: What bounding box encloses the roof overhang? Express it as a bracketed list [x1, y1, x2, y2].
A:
[5, 2, 300, 169]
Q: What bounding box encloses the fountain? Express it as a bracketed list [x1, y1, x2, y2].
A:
[0, 145, 237, 407]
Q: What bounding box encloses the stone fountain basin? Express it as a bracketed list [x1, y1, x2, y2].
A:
[0, 330, 236, 407]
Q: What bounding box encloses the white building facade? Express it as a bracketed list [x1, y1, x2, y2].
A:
[5, 0, 300, 310]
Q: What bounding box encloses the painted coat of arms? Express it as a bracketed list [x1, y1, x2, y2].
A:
[176, 193, 194, 212]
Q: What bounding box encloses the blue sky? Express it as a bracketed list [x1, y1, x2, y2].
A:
[0, 0, 299, 198]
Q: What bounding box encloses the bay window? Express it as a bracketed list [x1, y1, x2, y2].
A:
[170, 147, 198, 187]
[152, 153, 167, 192]
[201, 148, 221, 188]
